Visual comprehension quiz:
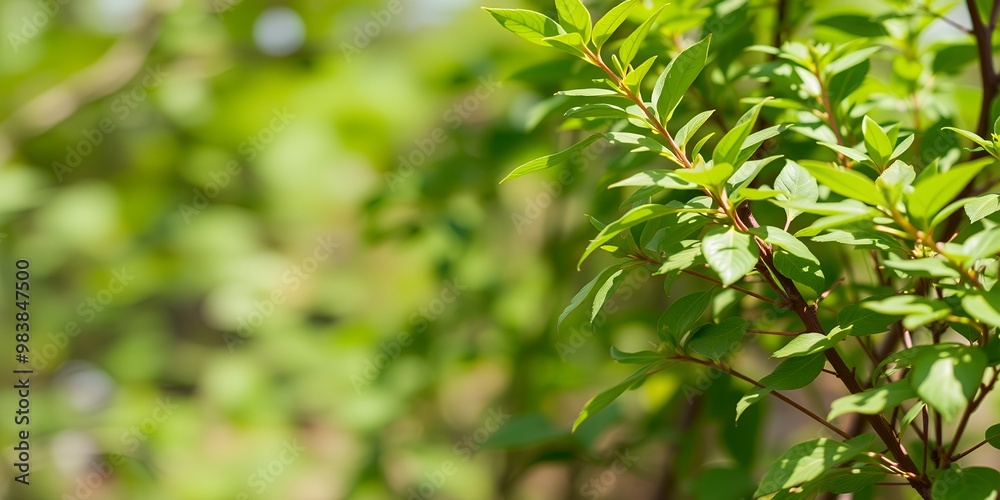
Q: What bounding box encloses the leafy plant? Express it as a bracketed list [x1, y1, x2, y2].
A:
[486, 0, 1000, 498]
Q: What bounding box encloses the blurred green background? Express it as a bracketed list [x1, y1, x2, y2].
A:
[1, 0, 998, 499]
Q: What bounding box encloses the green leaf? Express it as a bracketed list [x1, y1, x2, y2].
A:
[674, 162, 734, 191]
[565, 103, 630, 120]
[702, 227, 759, 287]
[863, 295, 951, 330]
[727, 155, 783, 196]
[818, 142, 871, 164]
[483, 8, 564, 46]
[773, 326, 851, 358]
[876, 160, 915, 205]
[619, 6, 665, 68]
[543, 32, 589, 57]
[555, 0, 592, 42]
[822, 465, 885, 495]
[675, 110, 715, 151]
[556, 88, 621, 97]
[838, 298, 900, 336]
[753, 226, 825, 292]
[592, 267, 630, 322]
[816, 14, 887, 37]
[655, 239, 704, 275]
[965, 194, 1000, 223]
[755, 436, 874, 496]
[798, 160, 886, 207]
[910, 346, 986, 421]
[862, 116, 892, 167]
[592, 0, 637, 48]
[907, 158, 993, 226]
[827, 381, 916, 420]
[579, 202, 707, 268]
[962, 289, 1000, 328]
[572, 361, 665, 431]
[652, 35, 711, 122]
[986, 423, 1000, 450]
[775, 160, 819, 225]
[658, 290, 714, 346]
[736, 354, 825, 422]
[609, 170, 698, 190]
[962, 226, 1000, 262]
[687, 317, 748, 361]
[882, 257, 961, 280]
[713, 101, 767, 167]
[932, 467, 1000, 499]
[501, 134, 603, 182]
[944, 126, 996, 156]
[621, 56, 658, 96]
[558, 264, 624, 330]
[609, 346, 663, 364]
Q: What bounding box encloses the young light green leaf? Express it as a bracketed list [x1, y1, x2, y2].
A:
[962, 226, 1000, 261]
[651, 35, 711, 122]
[736, 353, 825, 422]
[675, 110, 715, 151]
[773, 326, 851, 358]
[965, 193, 1000, 223]
[580, 202, 709, 268]
[882, 257, 961, 279]
[657, 290, 714, 346]
[961, 289, 1000, 327]
[592, 267, 630, 322]
[727, 156, 783, 196]
[483, 8, 564, 46]
[543, 32, 589, 57]
[621, 56, 658, 95]
[687, 317, 749, 361]
[556, 88, 621, 96]
[674, 161, 734, 190]
[775, 160, 819, 224]
[555, 0, 592, 42]
[609, 170, 699, 190]
[713, 101, 767, 167]
[818, 142, 871, 164]
[827, 381, 916, 420]
[910, 345, 986, 421]
[755, 436, 874, 496]
[862, 295, 951, 330]
[944, 126, 997, 156]
[702, 227, 759, 287]
[619, 5, 665, 68]
[798, 160, 886, 207]
[907, 157, 993, 226]
[558, 264, 624, 330]
[564, 103, 631, 120]
[592, 0, 638, 48]
[862, 116, 892, 167]
[572, 361, 666, 432]
[501, 133, 602, 183]
[609, 346, 663, 364]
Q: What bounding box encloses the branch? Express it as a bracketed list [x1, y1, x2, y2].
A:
[676, 355, 852, 439]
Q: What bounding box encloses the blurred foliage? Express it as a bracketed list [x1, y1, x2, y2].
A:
[0, 0, 997, 499]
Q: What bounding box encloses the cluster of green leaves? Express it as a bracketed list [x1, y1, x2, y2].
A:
[488, 0, 1000, 498]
